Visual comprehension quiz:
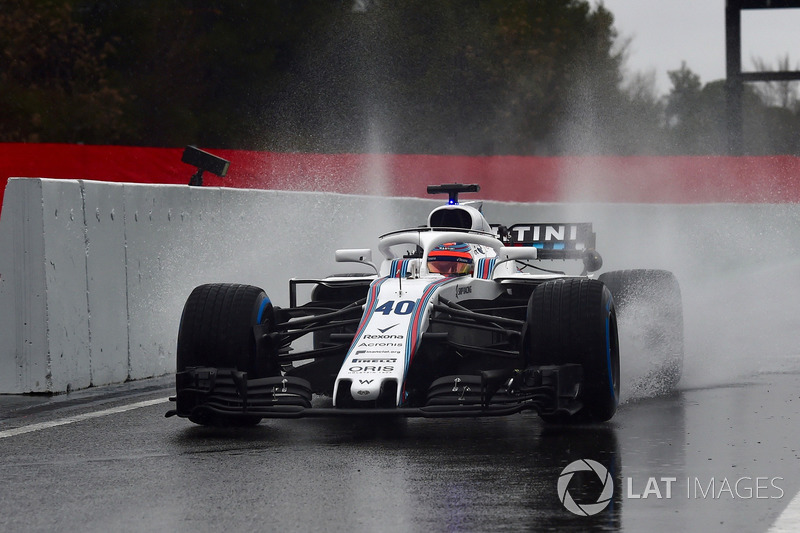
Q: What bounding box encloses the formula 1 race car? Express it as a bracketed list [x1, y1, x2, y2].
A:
[167, 184, 683, 426]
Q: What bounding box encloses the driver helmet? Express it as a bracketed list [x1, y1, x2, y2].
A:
[428, 242, 473, 276]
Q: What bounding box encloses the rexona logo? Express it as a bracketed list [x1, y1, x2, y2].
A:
[558, 459, 614, 516]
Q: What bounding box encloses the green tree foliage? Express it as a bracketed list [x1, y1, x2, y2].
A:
[268, 0, 627, 154]
[1, 0, 798, 155]
[77, 0, 338, 147]
[0, 0, 129, 143]
[664, 62, 716, 154]
[662, 61, 800, 155]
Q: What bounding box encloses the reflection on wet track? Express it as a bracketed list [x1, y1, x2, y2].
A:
[1, 372, 799, 532]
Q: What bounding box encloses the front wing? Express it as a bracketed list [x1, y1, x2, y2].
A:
[165, 364, 584, 420]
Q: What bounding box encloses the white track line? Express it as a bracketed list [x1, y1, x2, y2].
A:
[0, 397, 170, 439]
[768, 490, 800, 533]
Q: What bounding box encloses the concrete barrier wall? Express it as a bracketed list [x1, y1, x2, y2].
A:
[2, 178, 799, 393]
[0, 179, 438, 392]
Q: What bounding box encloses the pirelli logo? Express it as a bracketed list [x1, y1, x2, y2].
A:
[351, 358, 397, 364]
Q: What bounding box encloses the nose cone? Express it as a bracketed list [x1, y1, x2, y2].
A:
[351, 379, 381, 401]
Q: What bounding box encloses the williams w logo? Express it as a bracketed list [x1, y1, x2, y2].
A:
[557, 459, 614, 516]
[359, 379, 373, 385]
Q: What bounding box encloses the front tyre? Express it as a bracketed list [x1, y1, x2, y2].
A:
[527, 278, 620, 423]
[176, 283, 278, 426]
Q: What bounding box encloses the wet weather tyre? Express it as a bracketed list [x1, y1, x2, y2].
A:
[176, 283, 277, 426]
[599, 270, 683, 393]
[527, 278, 620, 423]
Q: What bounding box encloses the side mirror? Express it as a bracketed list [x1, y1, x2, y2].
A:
[335, 249, 378, 274]
[492, 246, 539, 271]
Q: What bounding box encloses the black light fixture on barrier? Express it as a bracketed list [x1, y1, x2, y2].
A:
[182, 145, 230, 186]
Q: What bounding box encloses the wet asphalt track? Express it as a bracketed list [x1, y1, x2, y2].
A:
[1, 372, 799, 533]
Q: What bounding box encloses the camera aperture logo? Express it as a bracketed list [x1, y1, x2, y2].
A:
[558, 459, 614, 516]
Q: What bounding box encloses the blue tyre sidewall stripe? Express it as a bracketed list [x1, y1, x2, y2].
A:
[605, 295, 617, 404]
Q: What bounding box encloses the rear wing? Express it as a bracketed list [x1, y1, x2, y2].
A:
[507, 222, 594, 248]
[493, 223, 602, 271]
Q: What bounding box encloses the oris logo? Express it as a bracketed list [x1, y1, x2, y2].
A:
[349, 366, 394, 373]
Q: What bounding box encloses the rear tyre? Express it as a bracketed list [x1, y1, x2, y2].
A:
[527, 278, 620, 423]
[598, 269, 683, 393]
[176, 283, 278, 426]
